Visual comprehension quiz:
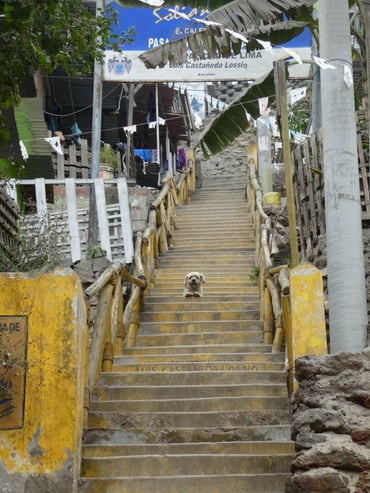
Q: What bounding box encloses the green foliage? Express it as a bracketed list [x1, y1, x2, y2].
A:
[0, 0, 135, 146]
[288, 88, 311, 135]
[100, 145, 118, 168]
[86, 244, 107, 259]
[249, 266, 260, 283]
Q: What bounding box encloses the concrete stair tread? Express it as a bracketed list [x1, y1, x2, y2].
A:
[142, 301, 259, 310]
[138, 322, 263, 333]
[112, 355, 283, 365]
[90, 395, 290, 414]
[92, 383, 288, 400]
[87, 411, 292, 429]
[81, 453, 293, 476]
[114, 362, 285, 372]
[82, 440, 295, 456]
[83, 424, 292, 444]
[135, 333, 266, 346]
[120, 344, 278, 354]
[97, 370, 287, 386]
[140, 311, 260, 322]
[78, 474, 291, 493]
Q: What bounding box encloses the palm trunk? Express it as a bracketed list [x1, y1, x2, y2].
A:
[319, 0, 367, 352]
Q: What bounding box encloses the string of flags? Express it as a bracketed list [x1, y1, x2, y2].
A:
[21, 4, 354, 157]
[164, 6, 352, 86]
[42, 117, 170, 153]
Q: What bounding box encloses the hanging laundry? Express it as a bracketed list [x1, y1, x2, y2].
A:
[71, 122, 82, 145]
[177, 148, 186, 170]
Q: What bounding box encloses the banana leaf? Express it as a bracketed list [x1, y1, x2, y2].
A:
[195, 68, 275, 157]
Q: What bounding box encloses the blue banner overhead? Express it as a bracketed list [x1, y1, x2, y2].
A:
[104, 3, 312, 82]
[110, 3, 210, 51]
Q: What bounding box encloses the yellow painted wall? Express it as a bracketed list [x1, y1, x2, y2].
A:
[0, 268, 87, 490]
[290, 263, 327, 359]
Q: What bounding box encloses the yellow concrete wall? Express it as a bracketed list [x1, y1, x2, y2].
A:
[0, 268, 87, 492]
[290, 263, 327, 359]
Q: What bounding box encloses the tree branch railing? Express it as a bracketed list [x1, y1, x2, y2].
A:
[82, 165, 194, 425]
[246, 158, 294, 388]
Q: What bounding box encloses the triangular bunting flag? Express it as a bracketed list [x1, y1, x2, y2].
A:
[313, 56, 336, 70]
[19, 140, 29, 160]
[289, 87, 307, 106]
[123, 125, 137, 134]
[283, 47, 303, 64]
[256, 39, 272, 51]
[44, 136, 63, 155]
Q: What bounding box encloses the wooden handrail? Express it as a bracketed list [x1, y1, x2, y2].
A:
[82, 165, 194, 424]
[246, 157, 291, 360]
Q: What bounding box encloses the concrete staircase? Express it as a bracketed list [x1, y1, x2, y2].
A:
[79, 181, 293, 493]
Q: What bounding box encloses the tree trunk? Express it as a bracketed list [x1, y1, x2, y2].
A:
[318, 0, 367, 352]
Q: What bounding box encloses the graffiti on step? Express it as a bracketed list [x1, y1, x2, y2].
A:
[0, 316, 28, 429]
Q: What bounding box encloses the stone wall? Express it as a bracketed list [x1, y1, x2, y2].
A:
[288, 351, 370, 493]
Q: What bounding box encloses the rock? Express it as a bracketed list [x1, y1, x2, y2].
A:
[92, 257, 112, 275]
[72, 260, 94, 284]
[292, 434, 370, 472]
[289, 467, 351, 493]
[291, 352, 370, 492]
[351, 429, 370, 445]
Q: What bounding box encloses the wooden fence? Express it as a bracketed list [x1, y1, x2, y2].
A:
[291, 129, 370, 260]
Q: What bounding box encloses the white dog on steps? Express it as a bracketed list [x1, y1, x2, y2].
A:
[184, 272, 206, 297]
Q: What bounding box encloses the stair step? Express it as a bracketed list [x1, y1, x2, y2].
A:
[148, 287, 260, 295]
[97, 370, 287, 386]
[121, 343, 274, 355]
[92, 383, 288, 401]
[145, 294, 259, 303]
[81, 453, 293, 477]
[142, 300, 259, 311]
[90, 394, 289, 413]
[138, 320, 263, 333]
[87, 409, 291, 429]
[83, 424, 292, 445]
[140, 309, 260, 322]
[82, 440, 295, 457]
[113, 351, 283, 364]
[109, 361, 285, 373]
[78, 473, 291, 493]
[135, 331, 265, 346]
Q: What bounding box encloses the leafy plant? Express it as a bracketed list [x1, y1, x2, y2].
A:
[250, 265, 260, 283]
[86, 244, 107, 259]
[99, 145, 118, 168]
[0, 0, 135, 146]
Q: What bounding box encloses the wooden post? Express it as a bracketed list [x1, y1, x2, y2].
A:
[274, 61, 299, 267]
[88, 284, 113, 390]
[263, 286, 274, 344]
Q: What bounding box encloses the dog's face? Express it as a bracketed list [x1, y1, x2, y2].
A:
[184, 272, 206, 290]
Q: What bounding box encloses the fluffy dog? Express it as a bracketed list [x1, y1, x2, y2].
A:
[184, 272, 206, 297]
